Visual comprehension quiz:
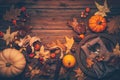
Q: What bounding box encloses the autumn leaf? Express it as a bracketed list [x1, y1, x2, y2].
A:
[3, 26, 18, 45]
[34, 45, 50, 61]
[94, 0, 110, 17]
[74, 68, 85, 80]
[3, 5, 21, 21]
[107, 16, 120, 34]
[113, 43, 120, 56]
[28, 65, 41, 79]
[68, 17, 79, 29]
[64, 36, 74, 53]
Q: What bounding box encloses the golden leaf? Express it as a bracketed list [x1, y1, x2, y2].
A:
[64, 36, 74, 53]
[40, 45, 45, 54]
[34, 45, 50, 61]
[95, 0, 110, 17]
[3, 27, 18, 45]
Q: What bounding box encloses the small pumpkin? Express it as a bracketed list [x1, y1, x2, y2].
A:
[0, 48, 26, 77]
[89, 15, 107, 32]
[62, 54, 76, 68]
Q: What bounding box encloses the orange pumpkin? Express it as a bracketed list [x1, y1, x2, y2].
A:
[62, 54, 76, 68]
[89, 15, 107, 32]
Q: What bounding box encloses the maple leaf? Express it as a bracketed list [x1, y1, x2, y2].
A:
[68, 17, 79, 29]
[74, 68, 85, 80]
[28, 65, 41, 79]
[64, 36, 74, 53]
[67, 18, 86, 34]
[34, 45, 50, 61]
[95, 0, 110, 17]
[3, 27, 18, 45]
[113, 43, 120, 56]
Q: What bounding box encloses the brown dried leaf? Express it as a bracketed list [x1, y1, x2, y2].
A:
[64, 36, 74, 53]
[3, 5, 21, 21]
[68, 17, 86, 34]
[86, 58, 94, 68]
[68, 17, 79, 29]
[107, 16, 120, 34]
[74, 68, 85, 80]
[113, 43, 120, 56]
[28, 65, 41, 79]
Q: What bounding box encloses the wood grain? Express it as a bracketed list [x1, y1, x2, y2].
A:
[30, 30, 76, 44]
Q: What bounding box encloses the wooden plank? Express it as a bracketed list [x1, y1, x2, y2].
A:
[30, 17, 89, 30]
[33, 35, 73, 44]
[25, 0, 96, 9]
[28, 9, 96, 17]
[30, 30, 76, 44]
[31, 24, 72, 30]
[26, 5, 95, 9]
[30, 19, 68, 25]
[25, 0, 95, 5]
[31, 30, 76, 36]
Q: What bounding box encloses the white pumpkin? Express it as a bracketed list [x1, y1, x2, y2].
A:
[0, 48, 26, 77]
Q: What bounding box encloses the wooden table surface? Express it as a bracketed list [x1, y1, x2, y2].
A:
[0, 0, 120, 80]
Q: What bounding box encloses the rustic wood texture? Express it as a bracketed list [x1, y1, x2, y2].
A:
[24, 0, 96, 44]
[0, 0, 120, 44]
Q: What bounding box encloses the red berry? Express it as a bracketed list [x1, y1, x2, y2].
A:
[85, 7, 90, 13]
[29, 53, 35, 58]
[21, 7, 26, 12]
[39, 57, 44, 61]
[50, 53, 56, 58]
[12, 19, 17, 25]
[0, 31, 3, 38]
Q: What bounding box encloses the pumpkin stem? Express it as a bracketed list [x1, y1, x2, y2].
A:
[68, 62, 71, 66]
[6, 63, 12, 67]
[97, 21, 102, 25]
